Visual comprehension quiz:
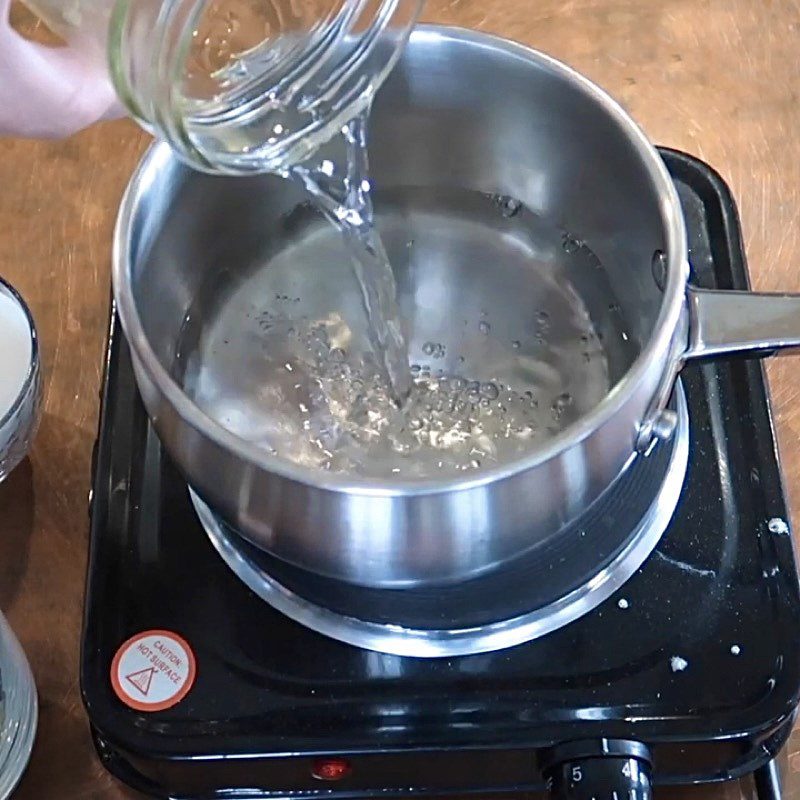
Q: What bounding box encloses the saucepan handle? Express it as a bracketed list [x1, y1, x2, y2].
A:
[684, 286, 800, 360]
[637, 285, 800, 454]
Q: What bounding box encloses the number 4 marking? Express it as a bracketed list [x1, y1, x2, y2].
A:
[622, 762, 632, 778]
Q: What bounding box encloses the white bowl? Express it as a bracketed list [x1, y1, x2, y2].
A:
[0, 278, 41, 483]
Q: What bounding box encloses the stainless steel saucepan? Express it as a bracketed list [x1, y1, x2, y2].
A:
[113, 26, 800, 596]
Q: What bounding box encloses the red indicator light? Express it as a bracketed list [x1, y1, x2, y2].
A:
[312, 758, 352, 781]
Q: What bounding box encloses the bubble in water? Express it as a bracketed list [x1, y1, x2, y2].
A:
[492, 195, 522, 218]
[470, 458, 481, 469]
[422, 341, 446, 358]
[392, 439, 415, 455]
[512, 340, 521, 349]
[551, 392, 573, 421]
[523, 390, 538, 409]
[561, 232, 583, 253]
[449, 377, 467, 392]
[480, 382, 499, 400]
[513, 423, 534, 439]
[554, 392, 573, 409]
[410, 364, 421, 375]
[478, 321, 491, 335]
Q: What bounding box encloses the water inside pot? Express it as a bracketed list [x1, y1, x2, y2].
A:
[174, 177, 635, 478]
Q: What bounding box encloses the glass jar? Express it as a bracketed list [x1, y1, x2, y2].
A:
[22, 0, 423, 174]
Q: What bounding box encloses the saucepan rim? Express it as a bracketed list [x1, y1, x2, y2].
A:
[112, 24, 688, 497]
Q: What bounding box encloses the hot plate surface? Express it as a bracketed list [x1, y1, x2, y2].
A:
[81, 150, 800, 799]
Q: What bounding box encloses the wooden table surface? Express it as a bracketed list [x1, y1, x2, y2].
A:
[2, 0, 800, 798]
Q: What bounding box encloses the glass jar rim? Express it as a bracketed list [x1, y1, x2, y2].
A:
[109, 0, 424, 174]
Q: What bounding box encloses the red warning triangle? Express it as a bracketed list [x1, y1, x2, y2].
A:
[125, 667, 155, 697]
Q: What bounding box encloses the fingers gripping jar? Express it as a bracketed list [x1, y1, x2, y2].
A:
[22, 0, 423, 172]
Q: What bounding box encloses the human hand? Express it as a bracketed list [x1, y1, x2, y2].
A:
[0, 0, 123, 139]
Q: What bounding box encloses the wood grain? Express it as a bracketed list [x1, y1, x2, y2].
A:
[2, 1, 799, 798]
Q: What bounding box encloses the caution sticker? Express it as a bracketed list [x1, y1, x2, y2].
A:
[110, 630, 196, 712]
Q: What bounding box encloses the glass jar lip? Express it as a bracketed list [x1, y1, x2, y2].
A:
[110, 0, 424, 174]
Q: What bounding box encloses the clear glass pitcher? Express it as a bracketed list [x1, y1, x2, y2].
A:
[0, 613, 37, 798]
[21, 0, 423, 173]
